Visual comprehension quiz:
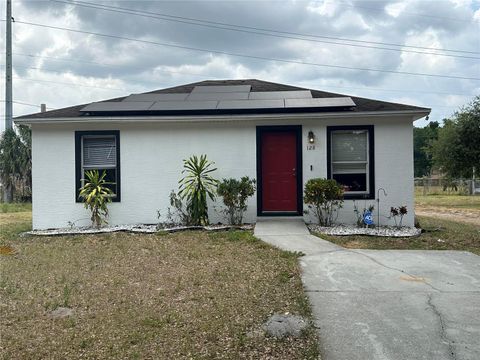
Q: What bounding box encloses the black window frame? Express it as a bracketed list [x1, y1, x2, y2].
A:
[75, 130, 121, 203]
[327, 125, 374, 200]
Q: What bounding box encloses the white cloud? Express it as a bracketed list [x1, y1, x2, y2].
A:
[306, 0, 338, 17]
[385, 1, 408, 17]
[474, 8, 480, 21]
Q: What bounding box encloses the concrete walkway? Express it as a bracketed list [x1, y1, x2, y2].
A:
[255, 218, 480, 360]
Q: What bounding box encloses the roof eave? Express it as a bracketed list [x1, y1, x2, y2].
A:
[14, 109, 431, 125]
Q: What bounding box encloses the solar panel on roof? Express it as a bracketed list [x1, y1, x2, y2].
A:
[123, 93, 188, 102]
[80, 102, 155, 112]
[191, 85, 251, 93]
[149, 100, 218, 111]
[80, 87, 356, 114]
[248, 91, 312, 100]
[217, 99, 284, 109]
[285, 97, 355, 108]
[187, 92, 249, 101]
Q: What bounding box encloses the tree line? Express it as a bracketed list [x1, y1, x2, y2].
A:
[414, 96, 479, 179]
[0, 126, 32, 203]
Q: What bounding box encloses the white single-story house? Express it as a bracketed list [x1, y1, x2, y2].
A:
[15, 79, 430, 230]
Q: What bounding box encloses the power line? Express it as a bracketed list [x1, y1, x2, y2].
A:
[305, 83, 474, 97]
[14, 100, 55, 110]
[4, 53, 476, 98]
[0, 75, 126, 91]
[0, 63, 84, 76]
[51, 0, 480, 60]
[1, 99, 56, 109]
[3, 61, 475, 98]
[55, 0, 479, 55]
[1, 62, 220, 89]
[7, 20, 480, 81]
[1, 54, 212, 78]
[336, 0, 472, 23]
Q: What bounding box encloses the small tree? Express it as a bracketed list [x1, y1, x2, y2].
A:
[79, 170, 114, 228]
[217, 177, 256, 225]
[429, 96, 480, 178]
[178, 155, 217, 226]
[304, 178, 344, 226]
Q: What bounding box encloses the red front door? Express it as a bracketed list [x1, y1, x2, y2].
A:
[261, 131, 298, 212]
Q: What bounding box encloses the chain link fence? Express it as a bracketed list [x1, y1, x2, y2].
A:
[414, 177, 479, 195]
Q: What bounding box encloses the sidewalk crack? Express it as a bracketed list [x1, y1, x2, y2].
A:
[427, 293, 457, 360]
[348, 250, 443, 292]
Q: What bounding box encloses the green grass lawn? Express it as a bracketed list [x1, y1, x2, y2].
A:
[415, 192, 480, 210]
[0, 208, 319, 359]
[317, 215, 480, 255]
[0, 202, 31, 213]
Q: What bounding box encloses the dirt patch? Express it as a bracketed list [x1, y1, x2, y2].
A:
[415, 205, 480, 226]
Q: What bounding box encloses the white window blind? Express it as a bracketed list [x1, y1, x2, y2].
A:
[332, 162, 367, 174]
[331, 131, 367, 162]
[82, 137, 116, 168]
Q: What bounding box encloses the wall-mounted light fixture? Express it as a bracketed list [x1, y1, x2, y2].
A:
[308, 131, 315, 144]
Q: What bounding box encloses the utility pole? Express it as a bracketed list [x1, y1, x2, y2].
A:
[2, 0, 13, 203]
[5, 0, 13, 131]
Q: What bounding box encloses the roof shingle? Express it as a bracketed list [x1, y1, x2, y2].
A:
[15, 79, 430, 119]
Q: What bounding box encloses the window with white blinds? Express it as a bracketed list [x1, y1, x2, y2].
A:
[329, 128, 372, 196]
[82, 136, 117, 169]
[76, 131, 120, 200]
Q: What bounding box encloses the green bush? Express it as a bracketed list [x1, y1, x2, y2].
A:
[79, 170, 114, 228]
[304, 178, 344, 226]
[178, 155, 218, 226]
[217, 177, 256, 225]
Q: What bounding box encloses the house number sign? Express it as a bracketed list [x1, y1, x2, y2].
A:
[307, 145, 316, 150]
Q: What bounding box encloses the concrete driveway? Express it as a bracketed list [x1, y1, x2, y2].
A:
[255, 218, 480, 360]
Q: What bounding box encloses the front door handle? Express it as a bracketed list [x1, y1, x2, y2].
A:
[292, 168, 296, 177]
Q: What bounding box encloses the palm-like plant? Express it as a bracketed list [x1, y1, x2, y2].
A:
[79, 170, 114, 228]
[178, 155, 217, 226]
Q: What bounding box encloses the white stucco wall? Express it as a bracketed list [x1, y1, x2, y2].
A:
[31, 115, 415, 229]
[301, 117, 415, 227]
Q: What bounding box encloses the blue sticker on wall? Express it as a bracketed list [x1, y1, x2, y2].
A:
[363, 211, 374, 226]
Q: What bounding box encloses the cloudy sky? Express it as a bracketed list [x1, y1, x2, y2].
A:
[1, 0, 479, 131]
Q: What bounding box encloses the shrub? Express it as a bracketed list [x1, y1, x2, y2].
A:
[304, 178, 344, 226]
[79, 170, 114, 228]
[157, 190, 193, 227]
[178, 155, 218, 226]
[217, 177, 256, 225]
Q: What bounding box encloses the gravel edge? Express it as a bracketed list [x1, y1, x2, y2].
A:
[24, 224, 254, 237]
[308, 224, 422, 237]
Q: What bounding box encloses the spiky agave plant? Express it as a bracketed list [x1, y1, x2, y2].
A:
[178, 155, 218, 226]
[79, 170, 114, 228]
